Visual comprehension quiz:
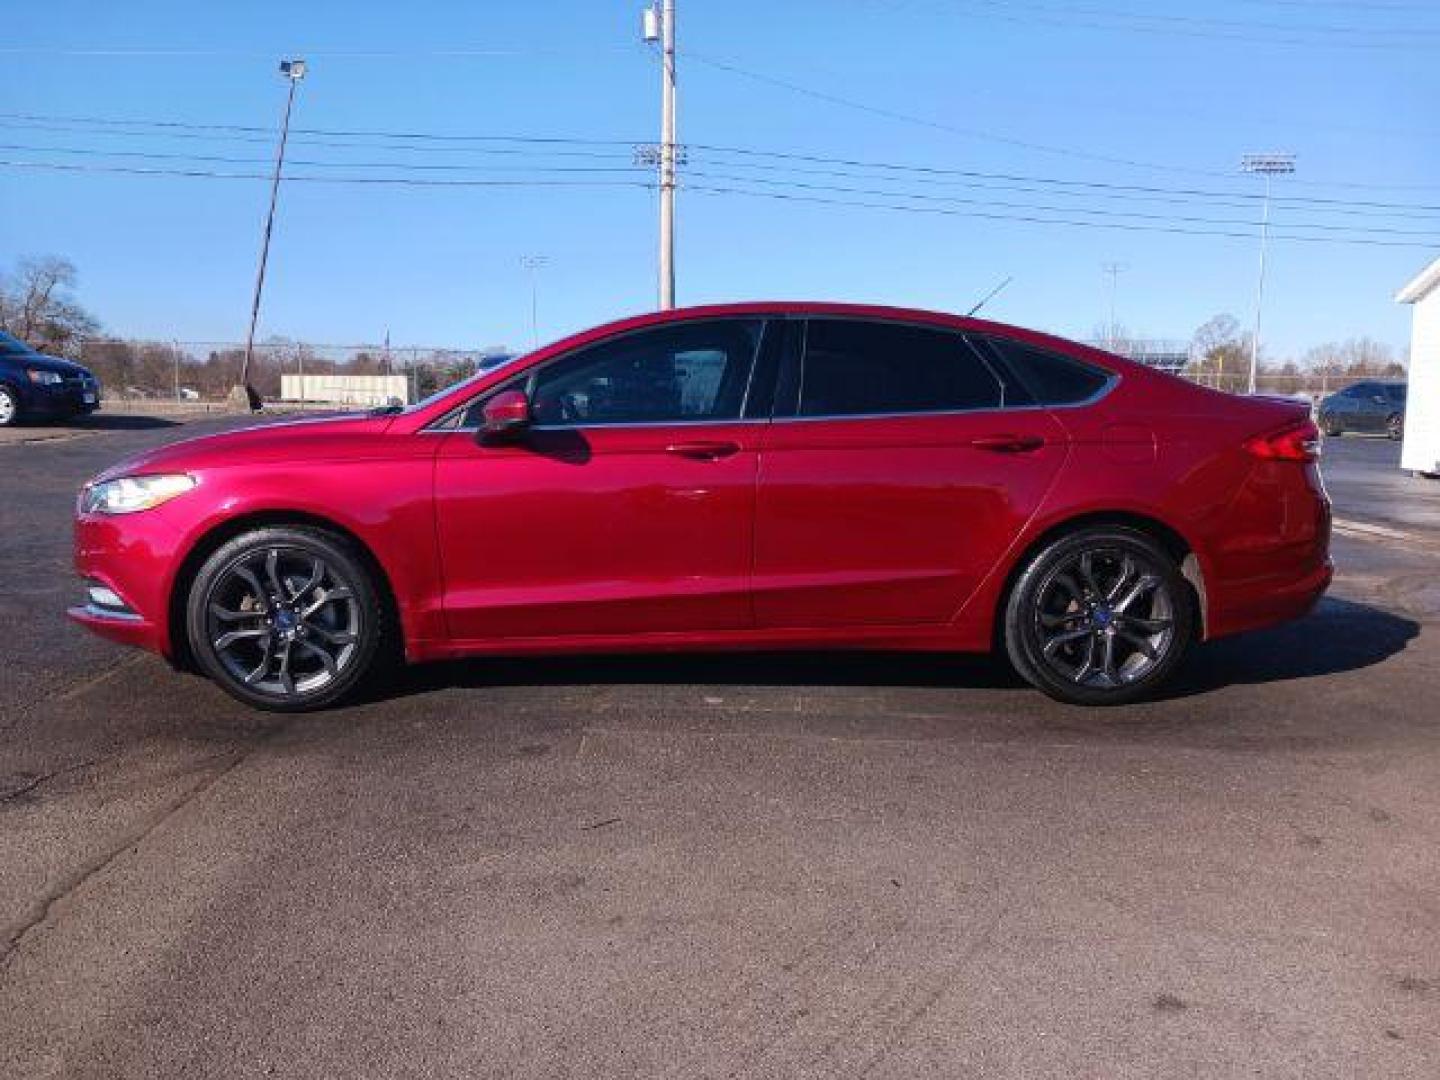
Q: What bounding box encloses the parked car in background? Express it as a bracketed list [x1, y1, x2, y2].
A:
[1317, 381, 1406, 439]
[70, 303, 1331, 712]
[0, 331, 101, 427]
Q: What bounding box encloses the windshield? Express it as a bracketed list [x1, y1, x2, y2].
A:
[402, 352, 528, 413]
[0, 331, 36, 357]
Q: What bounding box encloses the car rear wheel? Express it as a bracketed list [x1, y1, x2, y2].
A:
[185, 526, 388, 711]
[0, 386, 19, 427]
[1003, 527, 1195, 706]
[1387, 413, 1404, 440]
[1320, 414, 1342, 437]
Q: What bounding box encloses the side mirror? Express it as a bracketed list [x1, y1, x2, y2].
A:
[479, 388, 531, 441]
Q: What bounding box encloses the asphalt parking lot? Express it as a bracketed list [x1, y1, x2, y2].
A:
[2, 415, 1439, 1078]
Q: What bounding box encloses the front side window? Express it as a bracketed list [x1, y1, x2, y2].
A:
[528, 319, 763, 426]
[798, 319, 1003, 417]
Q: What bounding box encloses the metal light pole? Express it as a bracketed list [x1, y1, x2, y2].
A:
[1241, 153, 1295, 396]
[236, 58, 307, 409]
[643, 1, 677, 309]
[1101, 261, 1129, 351]
[520, 255, 549, 349]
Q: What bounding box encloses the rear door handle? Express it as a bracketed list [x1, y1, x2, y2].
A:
[970, 434, 1045, 453]
[665, 440, 742, 461]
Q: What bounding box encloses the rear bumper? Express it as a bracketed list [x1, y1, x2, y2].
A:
[1202, 460, 1332, 639]
[1206, 556, 1333, 640]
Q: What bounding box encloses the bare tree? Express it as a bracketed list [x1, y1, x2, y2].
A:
[1188, 313, 1251, 382]
[0, 256, 100, 354]
[1303, 338, 1405, 379]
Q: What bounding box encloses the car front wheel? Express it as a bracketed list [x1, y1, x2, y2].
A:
[185, 526, 388, 711]
[0, 386, 19, 427]
[1003, 527, 1195, 706]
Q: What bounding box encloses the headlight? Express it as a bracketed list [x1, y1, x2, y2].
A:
[27, 369, 64, 385]
[81, 474, 197, 515]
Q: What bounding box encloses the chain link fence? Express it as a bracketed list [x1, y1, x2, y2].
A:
[73, 339, 514, 409]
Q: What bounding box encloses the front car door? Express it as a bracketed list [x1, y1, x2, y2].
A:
[752, 317, 1071, 628]
[433, 318, 776, 642]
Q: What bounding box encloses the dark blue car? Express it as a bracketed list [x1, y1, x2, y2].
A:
[1317, 380, 1406, 440]
[0, 331, 101, 427]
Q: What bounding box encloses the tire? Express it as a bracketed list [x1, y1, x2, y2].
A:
[0, 385, 19, 427]
[1320, 414, 1342, 438]
[185, 526, 390, 711]
[1387, 413, 1403, 440]
[1003, 527, 1195, 707]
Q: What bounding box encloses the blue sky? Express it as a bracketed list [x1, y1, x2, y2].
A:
[3, 0, 1438, 359]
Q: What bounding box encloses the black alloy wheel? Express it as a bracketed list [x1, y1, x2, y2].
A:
[1004, 527, 1195, 706]
[186, 526, 387, 711]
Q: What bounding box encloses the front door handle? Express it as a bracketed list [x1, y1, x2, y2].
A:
[665, 440, 742, 461]
[970, 434, 1045, 453]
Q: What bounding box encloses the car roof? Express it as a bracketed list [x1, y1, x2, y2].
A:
[396, 301, 1142, 431]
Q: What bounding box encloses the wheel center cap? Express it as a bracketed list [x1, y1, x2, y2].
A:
[1093, 606, 1113, 627]
[275, 609, 298, 632]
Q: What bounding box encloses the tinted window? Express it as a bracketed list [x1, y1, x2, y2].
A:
[799, 319, 1002, 417]
[528, 319, 762, 426]
[979, 337, 1110, 406]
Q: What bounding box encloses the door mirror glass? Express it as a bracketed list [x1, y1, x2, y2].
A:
[479, 388, 531, 440]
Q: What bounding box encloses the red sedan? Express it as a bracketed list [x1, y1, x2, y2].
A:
[70, 303, 1331, 711]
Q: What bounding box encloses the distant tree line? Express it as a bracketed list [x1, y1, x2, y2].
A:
[1, 254, 494, 401]
[1187, 312, 1406, 388]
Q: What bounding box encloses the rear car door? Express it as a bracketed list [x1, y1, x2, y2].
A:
[433, 318, 775, 641]
[752, 318, 1069, 628]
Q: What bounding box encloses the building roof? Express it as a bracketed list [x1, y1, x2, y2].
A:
[1397, 254, 1440, 304]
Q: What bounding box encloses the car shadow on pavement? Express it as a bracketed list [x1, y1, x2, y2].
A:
[396, 649, 1021, 698]
[1164, 595, 1418, 698]
[386, 596, 1416, 705]
[65, 414, 185, 430]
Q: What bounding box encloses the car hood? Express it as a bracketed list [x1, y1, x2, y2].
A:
[9, 352, 94, 378]
[90, 413, 400, 484]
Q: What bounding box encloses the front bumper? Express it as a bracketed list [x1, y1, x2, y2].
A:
[23, 380, 101, 416]
[68, 510, 182, 656]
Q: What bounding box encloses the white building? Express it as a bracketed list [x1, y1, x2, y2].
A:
[1397, 256, 1440, 477]
[279, 373, 410, 407]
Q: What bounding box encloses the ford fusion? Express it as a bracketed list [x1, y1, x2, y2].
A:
[71, 303, 1331, 711]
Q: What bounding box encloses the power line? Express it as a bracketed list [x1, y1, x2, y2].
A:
[12, 133, 1440, 230]
[680, 182, 1440, 250]
[684, 51, 1240, 180]
[0, 159, 655, 190]
[0, 142, 647, 175]
[6, 154, 1433, 247]
[679, 169, 1440, 239]
[939, 0, 1436, 49]
[10, 107, 1440, 199]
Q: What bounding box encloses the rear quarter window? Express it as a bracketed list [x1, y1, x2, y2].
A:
[975, 337, 1111, 406]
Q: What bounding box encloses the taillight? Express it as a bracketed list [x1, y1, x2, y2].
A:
[1244, 418, 1322, 463]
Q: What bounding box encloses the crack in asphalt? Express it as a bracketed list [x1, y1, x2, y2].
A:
[0, 759, 100, 803]
[0, 729, 283, 976]
[1, 653, 148, 734]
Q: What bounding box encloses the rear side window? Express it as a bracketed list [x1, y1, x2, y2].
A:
[978, 337, 1110, 406]
[799, 319, 1002, 417]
